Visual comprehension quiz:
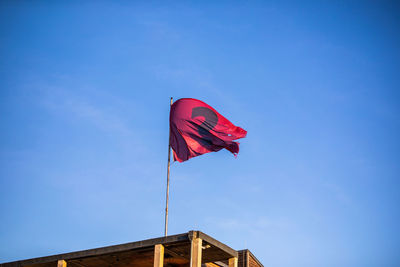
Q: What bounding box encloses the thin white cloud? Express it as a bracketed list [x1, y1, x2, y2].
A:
[40, 87, 134, 137]
[208, 215, 293, 233]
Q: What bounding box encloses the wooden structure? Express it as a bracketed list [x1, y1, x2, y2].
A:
[0, 231, 263, 267]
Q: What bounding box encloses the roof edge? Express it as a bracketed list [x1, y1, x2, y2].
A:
[1, 231, 239, 266]
[238, 249, 264, 267]
[196, 231, 238, 258]
[0, 232, 189, 267]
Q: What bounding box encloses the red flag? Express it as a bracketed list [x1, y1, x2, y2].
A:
[170, 98, 247, 162]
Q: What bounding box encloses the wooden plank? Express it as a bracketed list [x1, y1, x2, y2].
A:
[1, 231, 240, 267]
[190, 238, 202, 267]
[57, 260, 67, 267]
[228, 257, 238, 267]
[153, 244, 164, 267]
[1, 233, 189, 267]
[197, 232, 238, 258]
[248, 250, 264, 267]
[164, 247, 187, 260]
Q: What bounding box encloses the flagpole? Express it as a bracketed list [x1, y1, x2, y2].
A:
[164, 97, 173, 236]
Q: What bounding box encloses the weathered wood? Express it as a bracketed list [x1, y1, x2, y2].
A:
[1, 231, 239, 267]
[248, 249, 264, 267]
[153, 244, 164, 267]
[164, 247, 187, 260]
[228, 257, 238, 267]
[214, 262, 229, 267]
[197, 231, 238, 258]
[1, 233, 188, 267]
[57, 260, 67, 267]
[190, 237, 202, 267]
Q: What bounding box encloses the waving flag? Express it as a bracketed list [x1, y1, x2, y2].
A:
[169, 98, 247, 162]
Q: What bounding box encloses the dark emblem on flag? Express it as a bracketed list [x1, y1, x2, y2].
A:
[191, 107, 218, 148]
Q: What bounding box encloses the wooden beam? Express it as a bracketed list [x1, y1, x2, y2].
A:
[228, 257, 238, 267]
[247, 250, 264, 267]
[68, 260, 86, 267]
[197, 231, 238, 258]
[57, 260, 67, 267]
[164, 247, 187, 260]
[190, 237, 202, 267]
[1, 233, 189, 267]
[153, 244, 164, 267]
[2, 231, 239, 267]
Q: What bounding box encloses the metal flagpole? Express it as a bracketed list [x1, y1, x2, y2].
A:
[164, 97, 173, 236]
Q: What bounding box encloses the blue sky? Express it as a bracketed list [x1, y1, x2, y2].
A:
[0, 1, 399, 266]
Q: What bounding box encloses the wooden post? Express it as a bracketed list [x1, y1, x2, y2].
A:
[154, 244, 164, 267]
[228, 257, 238, 267]
[57, 260, 67, 267]
[164, 97, 173, 236]
[190, 237, 202, 267]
